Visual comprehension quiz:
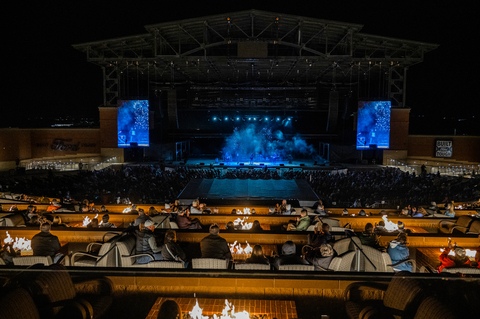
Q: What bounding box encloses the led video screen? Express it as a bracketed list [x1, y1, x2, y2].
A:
[117, 100, 149, 147]
[356, 101, 391, 150]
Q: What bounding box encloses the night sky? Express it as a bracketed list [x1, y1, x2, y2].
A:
[3, 1, 478, 131]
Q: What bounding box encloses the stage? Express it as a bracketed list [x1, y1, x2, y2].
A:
[177, 178, 319, 207]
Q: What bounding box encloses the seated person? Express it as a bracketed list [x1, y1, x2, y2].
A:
[157, 300, 182, 319]
[160, 230, 186, 265]
[190, 200, 202, 214]
[437, 241, 475, 272]
[250, 208, 256, 215]
[199, 203, 211, 214]
[200, 224, 232, 260]
[273, 241, 309, 269]
[100, 214, 116, 228]
[358, 209, 366, 216]
[310, 223, 335, 247]
[1, 242, 18, 265]
[387, 233, 412, 272]
[444, 202, 455, 217]
[87, 218, 99, 228]
[267, 207, 275, 215]
[280, 199, 288, 214]
[359, 223, 383, 249]
[225, 221, 235, 231]
[251, 220, 263, 231]
[274, 203, 282, 214]
[374, 221, 385, 233]
[304, 244, 335, 271]
[135, 220, 162, 264]
[32, 218, 63, 263]
[287, 209, 310, 231]
[314, 202, 327, 216]
[149, 206, 160, 217]
[231, 209, 238, 215]
[342, 208, 349, 216]
[245, 245, 270, 265]
[100, 205, 109, 213]
[212, 207, 220, 214]
[133, 208, 151, 226]
[176, 208, 203, 229]
[412, 207, 426, 217]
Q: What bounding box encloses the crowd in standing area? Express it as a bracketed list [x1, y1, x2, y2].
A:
[1, 166, 479, 210]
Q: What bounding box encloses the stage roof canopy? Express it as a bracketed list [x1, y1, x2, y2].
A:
[73, 9, 438, 88]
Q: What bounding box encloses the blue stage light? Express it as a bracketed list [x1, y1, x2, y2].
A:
[287, 117, 291, 121]
[254, 117, 257, 121]
[213, 117, 217, 121]
[236, 117, 240, 121]
[225, 117, 228, 121]
[248, 117, 251, 121]
[276, 117, 280, 121]
[265, 117, 268, 121]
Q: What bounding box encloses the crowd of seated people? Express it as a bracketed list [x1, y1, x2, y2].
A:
[1, 165, 479, 211]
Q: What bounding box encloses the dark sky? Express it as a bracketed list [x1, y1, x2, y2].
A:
[4, 1, 477, 127]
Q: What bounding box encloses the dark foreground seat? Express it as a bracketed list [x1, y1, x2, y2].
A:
[27, 264, 113, 319]
[0, 288, 40, 319]
[344, 271, 424, 319]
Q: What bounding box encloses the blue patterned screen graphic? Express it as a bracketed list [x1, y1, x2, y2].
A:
[117, 100, 149, 147]
[356, 101, 391, 150]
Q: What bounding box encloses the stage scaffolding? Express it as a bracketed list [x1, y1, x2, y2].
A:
[73, 9, 438, 110]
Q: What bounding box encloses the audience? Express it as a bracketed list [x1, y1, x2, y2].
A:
[287, 209, 310, 231]
[176, 207, 202, 229]
[245, 245, 270, 265]
[160, 230, 187, 266]
[31, 218, 62, 263]
[100, 214, 116, 228]
[273, 241, 309, 269]
[135, 220, 162, 264]
[310, 223, 335, 247]
[133, 208, 151, 226]
[303, 244, 335, 271]
[359, 223, 383, 250]
[387, 233, 412, 272]
[200, 224, 232, 260]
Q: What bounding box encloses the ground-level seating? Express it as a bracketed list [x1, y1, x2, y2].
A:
[413, 296, 458, 319]
[358, 245, 394, 273]
[329, 251, 356, 271]
[192, 258, 229, 269]
[235, 263, 270, 270]
[439, 216, 473, 234]
[116, 234, 154, 267]
[466, 220, 480, 234]
[344, 271, 425, 319]
[0, 288, 40, 319]
[12, 256, 53, 266]
[26, 264, 113, 319]
[71, 233, 121, 267]
[0, 213, 26, 227]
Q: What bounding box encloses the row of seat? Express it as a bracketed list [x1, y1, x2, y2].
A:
[439, 215, 480, 234]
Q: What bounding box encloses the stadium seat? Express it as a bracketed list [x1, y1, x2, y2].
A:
[344, 271, 425, 319]
[192, 258, 229, 269]
[234, 263, 270, 270]
[13, 256, 53, 266]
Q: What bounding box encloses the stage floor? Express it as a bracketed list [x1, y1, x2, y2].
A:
[177, 178, 318, 206]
